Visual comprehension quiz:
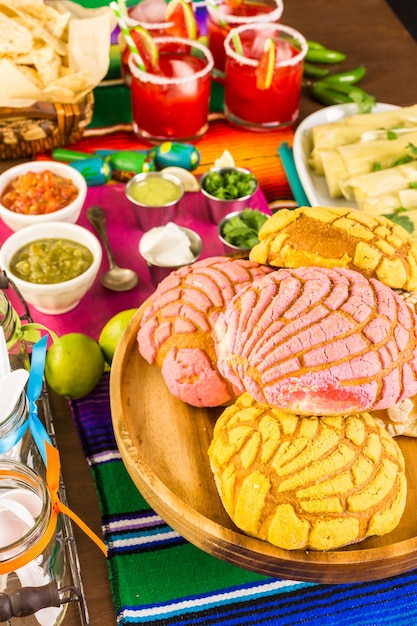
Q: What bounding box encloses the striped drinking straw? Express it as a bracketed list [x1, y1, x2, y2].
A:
[109, 0, 146, 71]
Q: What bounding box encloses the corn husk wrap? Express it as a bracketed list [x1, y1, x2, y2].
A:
[309, 104, 417, 174]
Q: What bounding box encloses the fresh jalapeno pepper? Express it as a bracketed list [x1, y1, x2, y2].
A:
[311, 81, 353, 105]
[312, 79, 375, 112]
[306, 40, 327, 50]
[305, 47, 347, 63]
[316, 80, 372, 100]
[321, 65, 367, 85]
[303, 62, 330, 79]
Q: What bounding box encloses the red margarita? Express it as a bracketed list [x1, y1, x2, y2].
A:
[224, 23, 307, 130]
[121, 0, 200, 86]
[206, 0, 283, 80]
[129, 37, 213, 142]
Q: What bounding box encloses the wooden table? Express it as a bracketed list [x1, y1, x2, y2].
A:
[6, 1, 417, 624]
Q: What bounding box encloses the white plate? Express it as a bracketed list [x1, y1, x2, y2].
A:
[293, 102, 399, 208]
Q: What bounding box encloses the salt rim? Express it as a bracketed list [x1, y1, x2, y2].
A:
[206, 0, 284, 26]
[125, 13, 174, 29]
[125, 18, 175, 28]
[128, 37, 214, 84]
[224, 22, 308, 69]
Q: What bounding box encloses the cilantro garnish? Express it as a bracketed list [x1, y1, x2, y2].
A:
[382, 208, 415, 233]
[221, 208, 269, 248]
[203, 170, 257, 200]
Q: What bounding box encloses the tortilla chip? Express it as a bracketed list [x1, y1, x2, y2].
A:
[14, 13, 67, 55]
[33, 44, 62, 85]
[0, 0, 112, 104]
[46, 11, 70, 39]
[0, 12, 33, 54]
[15, 64, 44, 89]
[7, 0, 44, 7]
[50, 70, 90, 92]
[42, 84, 75, 100]
[18, 5, 70, 39]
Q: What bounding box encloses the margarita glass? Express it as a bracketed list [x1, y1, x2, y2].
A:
[120, 0, 201, 86]
[224, 23, 307, 130]
[126, 0, 205, 34]
[129, 37, 214, 143]
[119, 0, 174, 85]
[206, 0, 284, 81]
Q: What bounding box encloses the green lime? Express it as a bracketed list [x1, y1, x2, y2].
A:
[130, 25, 159, 71]
[255, 38, 276, 91]
[165, 0, 198, 39]
[98, 308, 137, 365]
[45, 333, 105, 400]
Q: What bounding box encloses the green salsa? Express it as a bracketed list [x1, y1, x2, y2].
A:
[128, 177, 181, 206]
[10, 238, 94, 284]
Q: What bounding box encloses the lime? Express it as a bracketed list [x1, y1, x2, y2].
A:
[165, 0, 198, 39]
[45, 333, 105, 400]
[161, 167, 200, 192]
[255, 38, 276, 90]
[98, 308, 137, 365]
[130, 25, 159, 71]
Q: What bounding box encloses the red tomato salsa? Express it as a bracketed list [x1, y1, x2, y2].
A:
[1, 170, 79, 215]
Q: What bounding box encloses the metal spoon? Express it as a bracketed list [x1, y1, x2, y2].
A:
[86, 206, 138, 292]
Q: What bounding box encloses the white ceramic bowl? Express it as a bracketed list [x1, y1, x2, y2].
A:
[0, 222, 102, 315]
[0, 161, 87, 232]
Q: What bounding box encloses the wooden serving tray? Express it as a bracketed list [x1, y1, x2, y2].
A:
[110, 300, 417, 584]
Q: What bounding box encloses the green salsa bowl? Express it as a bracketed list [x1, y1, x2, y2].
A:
[0, 222, 102, 315]
[125, 171, 184, 231]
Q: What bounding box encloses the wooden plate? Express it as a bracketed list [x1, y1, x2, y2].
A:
[110, 301, 417, 584]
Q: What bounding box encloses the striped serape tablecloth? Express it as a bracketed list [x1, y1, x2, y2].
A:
[70, 374, 417, 625]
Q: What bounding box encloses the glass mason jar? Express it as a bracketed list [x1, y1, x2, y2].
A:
[0, 289, 30, 371]
[0, 461, 70, 626]
[0, 391, 44, 475]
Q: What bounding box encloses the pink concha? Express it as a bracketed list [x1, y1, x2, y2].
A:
[160, 348, 242, 407]
[214, 266, 417, 415]
[137, 256, 273, 407]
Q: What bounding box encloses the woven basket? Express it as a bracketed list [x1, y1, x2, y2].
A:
[0, 92, 94, 161]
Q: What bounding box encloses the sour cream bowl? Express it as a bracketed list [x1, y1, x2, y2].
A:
[0, 161, 87, 232]
[125, 171, 184, 231]
[139, 223, 203, 285]
[0, 222, 102, 315]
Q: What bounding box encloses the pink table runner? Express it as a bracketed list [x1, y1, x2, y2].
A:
[0, 183, 270, 339]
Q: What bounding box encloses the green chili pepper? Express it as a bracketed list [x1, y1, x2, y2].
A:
[321, 65, 366, 84]
[303, 62, 330, 79]
[306, 40, 327, 50]
[312, 79, 375, 112]
[305, 47, 347, 64]
[311, 81, 354, 105]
